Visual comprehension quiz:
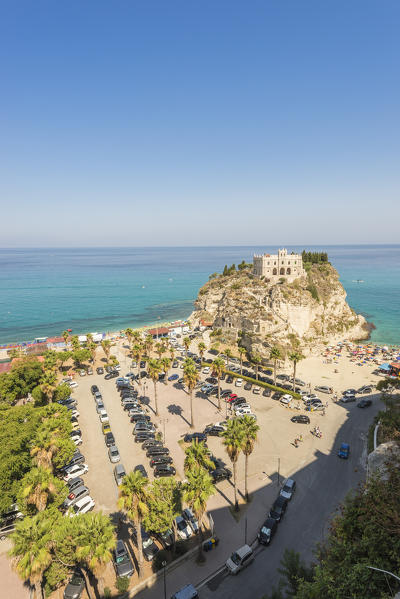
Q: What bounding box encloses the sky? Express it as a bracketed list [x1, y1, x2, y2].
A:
[0, 1, 399, 247]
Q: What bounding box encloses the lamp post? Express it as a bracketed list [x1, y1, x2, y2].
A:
[162, 560, 167, 599]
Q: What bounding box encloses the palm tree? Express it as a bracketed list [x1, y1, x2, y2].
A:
[197, 341, 206, 363]
[101, 339, 111, 362]
[10, 511, 55, 599]
[62, 330, 70, 346]
[155, 342, 165, 359]
[225, 348, 233, 370]
[270, 347, 282, 386]
[87, 341, 97, 369]
[239, 415, 259, 502]
[31, 429, 59, 470]
[17, 467, 67, 514]
[161, 357, 171, 382]
[238, 346, 246, 374]
[184, 441, 214, 472]
[222, 419, 244, 511]
[144, 335, 153, 357]
[212, 357, 225, 411]
[39, 370, 57, 404]
[169, 345, 175, 362]
[289, 351, 304, 392]
[131, 343, 143, 382]
[131, 330, 141, 344]
[118, 471, 149, 577]
[125, 328, 134, 345]
[252, 353, 262, 380]
[183, 336, 191, 356]
[70, 335, 80, 351]
[183, 465, 215, 558]
[183, 358, 199, 429]
[148, 359, 162, 415]
[73, 511, 116, 596]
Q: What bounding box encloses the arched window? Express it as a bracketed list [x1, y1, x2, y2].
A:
[286, 267, 291, 275]
[273, 268, 277, 275]
[280, 268, 285, 275]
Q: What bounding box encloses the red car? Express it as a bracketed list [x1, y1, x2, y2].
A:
[227, 393, 238, 402]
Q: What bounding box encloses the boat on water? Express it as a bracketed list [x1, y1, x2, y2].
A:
[352, 280, 364, 283]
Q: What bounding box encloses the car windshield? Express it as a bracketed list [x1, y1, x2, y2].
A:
[142, 537, 153, 549]
[70, 573, 83, 585]
[177, 520, 186, 530]
[116, 555, 127, 563]
[282, 486, 291, 493]
[261, 526, 271, 536]
[230, 552, 241, 566]
[111, 449, 118, 456]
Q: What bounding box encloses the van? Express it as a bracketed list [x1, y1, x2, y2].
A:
[114, 464, 126, 486]
[226, 544, 254, 574]
[170, 583, 199, 599]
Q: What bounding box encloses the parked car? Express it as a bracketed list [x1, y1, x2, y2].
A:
[149, 455, 173, 467]
[135, 431, 155, 443]
[314, 385, 332, 394]
[134, 422, 155, 434]
[146, 446, 169, 458]
[154, 464, 176, 478]
[168, 374, 179, 381]
[62, 452, 85, 471]
[96, 367, 104, 374]
[263, 388, 271, 397]
[291, 415, 310, 424]
[63, 464, 89, 482]
[134, 464, 148, 477]
[357, 399, 372, 408]
[338, 443, 350, 459]
[68, 496, 95, 517]
[113, 539, 134, 578]
[235, 407, 252, 416]
[141, 528, 159, 561]
[182, 508, 199, 534]
[358, 385, 373, 394]
[102, 423, 112, 435]
[244, 382, 252, 391]
[257, 517, 277, 546]
[269, 496, 288, 521]
[184, 432, 207, 443]
[108, 445, 120, 463]
[175, 516, 192, 540]
[130, 413, 151, 422]
[105, 432, 116, 447]
[226, 544, 254, 575]
[98, 410, 109, 424]
[63, 569, 85, 599]
[79, 370, 86, 377]
[203, 425, 224, 436]
[62, 485, 90, 511]
[253, 386, 261, 395]
[91, 385, 99, 395]
[67, 477, 84, 493]
[211, 467, 232, 483]
[235, 378, 243, 387]
[141, 439, 162, 450]
[280, 478, 296, 501]
[114, 464, 127, 485]
[202, 367, 210, 374]
[280, 394, 293, 405]
[155, 528, 174, 549]
[340, 394, 356, 403]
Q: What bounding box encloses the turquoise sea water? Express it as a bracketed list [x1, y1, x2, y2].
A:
[0, 245, 399, 345]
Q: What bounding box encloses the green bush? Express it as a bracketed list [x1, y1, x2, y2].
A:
[174, 540, 189, 557]
[306, 284, 319, 302]
[115, 577, 129, 593]
[152, 549, 170, 572]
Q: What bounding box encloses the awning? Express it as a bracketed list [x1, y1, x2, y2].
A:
[379, 363, 391, 371]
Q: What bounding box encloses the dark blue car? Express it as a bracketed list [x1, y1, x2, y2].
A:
[168, 374, 179, 381]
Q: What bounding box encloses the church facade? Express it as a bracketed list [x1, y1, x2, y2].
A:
[253, 248, 305, 283]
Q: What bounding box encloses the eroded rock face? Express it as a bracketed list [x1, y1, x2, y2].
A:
[190, 263, 369, 356]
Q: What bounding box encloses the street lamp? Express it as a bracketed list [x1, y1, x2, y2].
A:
[162, 560, 167, 599]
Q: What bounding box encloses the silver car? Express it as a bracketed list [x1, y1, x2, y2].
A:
[62, 485, 89, 510]
[108, 445, 120, 463]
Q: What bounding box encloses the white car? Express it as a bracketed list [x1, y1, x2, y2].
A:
[63, 463, 89, 482]
[253, 386, 261, 394]
[175, 516, 192, 540]
[72, 436, 82, 446]
[235, 378, 243, 387]
[68, 381, 78, 389]
[98, 410, 109, 423]
[79, 370, 86, 377]
[68, 496, 95, 517]
[235, 407, 253, 416]
[69, 409, 79, 418]
[280, 394, 293, 405]
[202, 367, 210, 374]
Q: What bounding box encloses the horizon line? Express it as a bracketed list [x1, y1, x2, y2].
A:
[0, 243, 400, 250]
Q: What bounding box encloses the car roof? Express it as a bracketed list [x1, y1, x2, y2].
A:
[235, 544, 252, 558]
[283, 478, 295, 488]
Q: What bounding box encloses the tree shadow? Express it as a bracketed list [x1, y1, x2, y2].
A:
[215, 485, 234, 507]
[167, 404, 191, 426]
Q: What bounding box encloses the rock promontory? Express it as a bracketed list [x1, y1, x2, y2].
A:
[190, 260, 370, 357]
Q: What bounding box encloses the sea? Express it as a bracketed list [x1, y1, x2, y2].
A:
[0, 245, 399, 346]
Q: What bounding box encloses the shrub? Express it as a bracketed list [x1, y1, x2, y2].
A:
[306, 284, 319, 302]
[174, 540, 189, 557]
[152, 549, 170, 572]
[115, 578, 129, 593]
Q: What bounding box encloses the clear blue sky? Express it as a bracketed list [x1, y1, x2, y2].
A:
[1, 1, 399, 246]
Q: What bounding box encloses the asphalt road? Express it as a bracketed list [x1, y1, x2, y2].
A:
[197, 397, 382, 599]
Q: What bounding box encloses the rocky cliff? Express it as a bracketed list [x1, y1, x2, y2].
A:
[190, 263, 370, 357]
